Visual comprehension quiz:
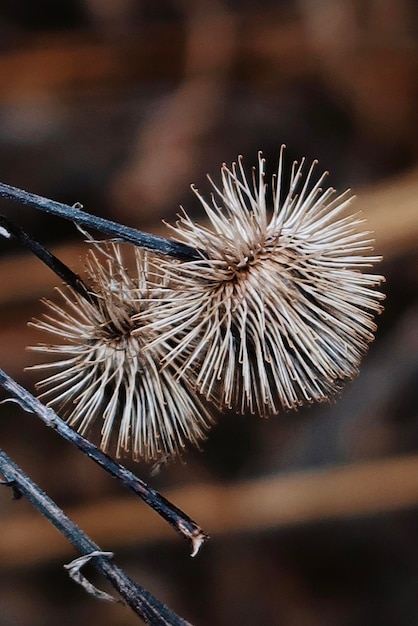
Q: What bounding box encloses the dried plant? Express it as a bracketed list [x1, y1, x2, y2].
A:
[135, 149, 385, 416]
[0, 146, 386, 624]
[29, 242, 213, 463]
[5, 148, 385, 460]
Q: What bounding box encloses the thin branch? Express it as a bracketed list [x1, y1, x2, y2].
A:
[0, 182, 200, 261]
[0, 449, 192, 625]
[0, 215, 97, 305]
[0, 369, 208, 557]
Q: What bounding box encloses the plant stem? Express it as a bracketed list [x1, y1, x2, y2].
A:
[0, 449, 192, 625]
[0, 181, 199, 261]
[0, 215, 97, 305]
[0, 369, 207, 557]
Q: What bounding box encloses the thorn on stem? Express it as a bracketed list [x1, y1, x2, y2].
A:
[0, 478, 22, 500]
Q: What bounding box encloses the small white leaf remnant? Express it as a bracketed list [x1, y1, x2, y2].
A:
[0, 225, 11, 238]
[64, 551, 120, 604]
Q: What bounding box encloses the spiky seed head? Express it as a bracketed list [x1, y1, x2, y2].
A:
[29, 243, 213, 463]
[136, 148, 385, 416]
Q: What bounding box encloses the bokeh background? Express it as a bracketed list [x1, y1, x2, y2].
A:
[0, 1, 417, 625]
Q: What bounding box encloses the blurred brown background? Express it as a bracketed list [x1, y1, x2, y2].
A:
[0, 1, 417, 625]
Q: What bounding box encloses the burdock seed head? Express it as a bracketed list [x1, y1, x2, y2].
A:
[29, 242, 213, 463]
[136, 148, 385, 416]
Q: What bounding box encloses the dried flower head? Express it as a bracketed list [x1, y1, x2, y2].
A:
[29, 243, 213, 462]
[136, 148, 385, 416]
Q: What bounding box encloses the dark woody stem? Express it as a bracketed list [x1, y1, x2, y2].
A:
[0, 215, 98, 306]
[0, 184, 208, 554]
[0, 449, 192, 625]
[0, 368, 208, 557]
[0, 181, 200, 261]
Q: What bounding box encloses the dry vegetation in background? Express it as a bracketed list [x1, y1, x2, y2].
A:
[0, 1, 417, 625]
